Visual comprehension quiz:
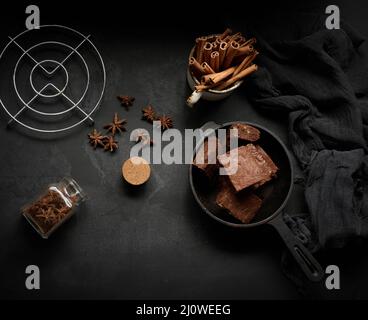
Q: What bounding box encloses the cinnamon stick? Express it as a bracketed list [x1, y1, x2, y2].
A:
[195, 36, 207, 63]
[195, 83, 215, 92]
[235, 44, 254, 57]
[203, 42, 213, 64]
[232, 34, 244, 43]
[215, 64, 258, 90]
[242, 37, 256, 47]
[201, 62, 215, 74]
[210, 51, 220, 72]
[222, 41, 240, 69]
[222, 35, 231, 43]
[229, 32, 241, 42]
[202, 66, 236, 85]
[189, 57, 205, 79]
[205, 35, 218, 43]
[219, 28, 232, 40]
[218, 41, 228, 70]
[233, 51, 259, 77]
[237, 36, 247, 45]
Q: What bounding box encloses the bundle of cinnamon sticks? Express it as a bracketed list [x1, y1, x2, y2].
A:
[189, 28, 258, 91]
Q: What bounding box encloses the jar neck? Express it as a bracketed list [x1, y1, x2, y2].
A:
[58, 177, 86, 205]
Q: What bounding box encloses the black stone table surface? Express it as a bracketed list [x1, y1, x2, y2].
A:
[1, 1, 368, 299]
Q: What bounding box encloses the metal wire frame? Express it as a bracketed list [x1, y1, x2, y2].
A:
[0, 25, 106, 133]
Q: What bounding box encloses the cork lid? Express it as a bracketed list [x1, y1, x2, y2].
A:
[122, 157, 151, 186]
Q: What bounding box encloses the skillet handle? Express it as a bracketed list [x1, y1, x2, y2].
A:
[269, 214, 324, 282]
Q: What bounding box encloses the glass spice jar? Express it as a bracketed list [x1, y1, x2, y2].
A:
[22, 177, 86, 239]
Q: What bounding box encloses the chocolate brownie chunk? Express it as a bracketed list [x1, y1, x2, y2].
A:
[253, 145, 279, 187]
[216, 177, 262, 223]
[217, 144, 278, 192]
[229, 123, 260, 142]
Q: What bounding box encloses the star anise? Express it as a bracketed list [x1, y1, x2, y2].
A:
[157, 115, 173, 131]
[104, 136, 119, 153]
[104, 113, 127, 136]
[142, 105, 157, 123]
[117, 95, 135, 109]
[88, 129, 106, 149]
[132, 129, 154, 146]
[36, 207, 56, 224]
[53, 207, 69, 223]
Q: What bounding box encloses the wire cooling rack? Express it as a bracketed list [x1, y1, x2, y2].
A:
[0, 25, 106, 133]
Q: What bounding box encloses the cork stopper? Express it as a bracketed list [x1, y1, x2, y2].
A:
[122, 157, 151, 186]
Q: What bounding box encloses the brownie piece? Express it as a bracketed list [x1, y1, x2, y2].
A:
[229, 123, 260, 142]
[193, 135, 224, 177]
[253, 145, 279, 187]
[217, 144, 278, 192]
[216, 177, 262, 223]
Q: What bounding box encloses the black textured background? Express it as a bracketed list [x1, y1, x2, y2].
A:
[1, 0, 368, 299]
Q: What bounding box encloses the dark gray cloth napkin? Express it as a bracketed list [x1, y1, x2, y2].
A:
[246, 23, 368, 250]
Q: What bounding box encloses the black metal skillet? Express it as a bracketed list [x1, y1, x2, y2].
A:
[189, 121, 323, 282]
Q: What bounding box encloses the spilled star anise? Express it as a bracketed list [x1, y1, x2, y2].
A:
[104, 113, 127, 136]
[117, 95, 135, 109]
[142, 105, 157, 123]
[157, 115, 173, 131]
[88, 129, 106, 149]
[104, 136, 119, 153]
